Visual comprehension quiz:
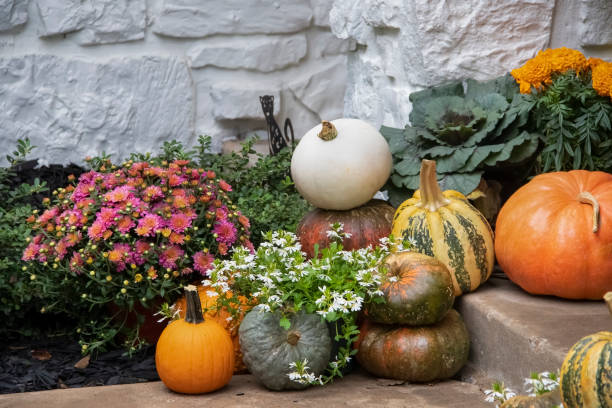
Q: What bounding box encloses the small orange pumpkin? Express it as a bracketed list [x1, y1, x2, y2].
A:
[174, 285, 252, 373]
[495, 170, 612, 299]
[156, 285, 234, 394]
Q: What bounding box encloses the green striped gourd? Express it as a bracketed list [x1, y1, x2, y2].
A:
[560, 292, 612, 408]
[391, 160, 494, 296]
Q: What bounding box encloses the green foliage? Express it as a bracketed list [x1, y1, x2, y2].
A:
[381, 74, 540, 207]
[0, 139, 48, 338]
[529, 71, 612, 173]
[193, 135, 310, 246]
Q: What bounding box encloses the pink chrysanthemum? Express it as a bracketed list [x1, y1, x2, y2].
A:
[69, 253, 84, 274]
[193, 251, 214, 275]
[143, 185, 163, 200]
[22, 242, 40, 261]
[88, 220, 108, 241]
[218, 179, 232, 192]
[104, 185, 133, 203]
[169, 212, 191, 233]
[116, 216, 135, 234]
[159, 245, 184, 270]
[136, 213, 164, 237]
[213, 219, 237, 245]
[168, 174, 185, 187]
[97, 207, 118, 227]
[37, 208, 59, 225]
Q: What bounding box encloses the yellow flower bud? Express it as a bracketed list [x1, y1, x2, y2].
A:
[106, 275, 112, 281]
[123, 280, 129, 286]
[30, 274, 36, 281]
[121, 288, 127, 294]
[89, 271, 96, 276]
[163, 273, 170, 279]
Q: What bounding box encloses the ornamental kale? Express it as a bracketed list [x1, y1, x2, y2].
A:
[381, 74, 541, 207]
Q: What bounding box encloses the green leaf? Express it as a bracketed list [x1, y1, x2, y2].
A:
[279, 316, 291, 330]
[435, 147, 477, 173]
[437, 171, 483, 195]
[395, 157, 421, 176]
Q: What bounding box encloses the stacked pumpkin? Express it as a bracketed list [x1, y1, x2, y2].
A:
[291, 119, 395, 257]
[357, 251, 470, 381]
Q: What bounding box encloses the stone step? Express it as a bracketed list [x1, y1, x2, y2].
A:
[0, 370, 489, 408]
[456, 276, 610, 391]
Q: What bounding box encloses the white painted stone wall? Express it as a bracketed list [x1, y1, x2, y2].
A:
[330, 0, 612, 129]
[0, 0, 354, 165]
[1, 1, 611, 166]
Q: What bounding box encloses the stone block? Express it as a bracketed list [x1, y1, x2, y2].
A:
[0, 55, 194, 166]
[73, 0, 146, 45]
[36, 0, 89, 37]
[579, 0, 612, 46]
[0, 0, 28, 31]
[309, 30, 356, 57]
[153, 0, 312, 38]
[456, 277, 610, 391]
[310, 0, 333, 27]
[188, 34, 307, 72]
[288, 60, 347, 121]
[210, 84, 279, 120]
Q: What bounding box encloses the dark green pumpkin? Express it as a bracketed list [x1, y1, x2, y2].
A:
[560, 292, 612, 407]
[239, 305, 332, 391]
[366, 251, 455, 325]
[357, 309, 469, 382]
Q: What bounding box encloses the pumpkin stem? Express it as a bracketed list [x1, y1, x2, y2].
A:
[577, 192, 600, 233]
[417, 160, 450, 212]
[318, 121, 338, 141]
[184, 285, 205, 324]
[604, 292, 612, 318]
[287, 330, 301, 346]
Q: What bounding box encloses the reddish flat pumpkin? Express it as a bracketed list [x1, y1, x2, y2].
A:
[495, 170, 612, 299]
[296, 199, 394, 258]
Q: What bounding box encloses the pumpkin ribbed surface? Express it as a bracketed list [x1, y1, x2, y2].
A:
[560, 331, 612, 408]
[365, 251, 455, 325]
[174, 285, 251, 373]
[297, 199, 394, 258]
[357, 310, 469, 382]
[239, 305, 332, 391]
[156, 285, 234, 394]
[391, 160, 494, 296]
[495, 170, 612, 299]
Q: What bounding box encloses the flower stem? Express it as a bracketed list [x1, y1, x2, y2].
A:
[318, 121, 338, 141]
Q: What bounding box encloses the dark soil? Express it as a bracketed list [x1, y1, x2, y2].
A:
[0, 337, 158, 394]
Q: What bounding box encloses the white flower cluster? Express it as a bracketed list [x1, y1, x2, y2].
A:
[315, 286, 364, 318]
[483, 371, 562, 408]
[287, 359, 324, 385]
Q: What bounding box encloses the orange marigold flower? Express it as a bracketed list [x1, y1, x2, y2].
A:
[589, 58, 612, 98]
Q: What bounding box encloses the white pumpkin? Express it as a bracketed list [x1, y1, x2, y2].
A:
[290, 119, 392, 210]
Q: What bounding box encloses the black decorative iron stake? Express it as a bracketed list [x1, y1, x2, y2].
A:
[260, 95, 295, 156]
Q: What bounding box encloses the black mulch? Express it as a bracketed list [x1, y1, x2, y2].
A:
[0, 337, 159, 394]
[9, 159, 87, 208]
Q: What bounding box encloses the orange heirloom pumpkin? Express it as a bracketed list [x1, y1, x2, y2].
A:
[156, 285, 233, 394]
[495, 170, 612, 299]
[174, 285, 252, 373]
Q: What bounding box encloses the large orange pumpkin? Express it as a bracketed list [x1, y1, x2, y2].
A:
[495, 170, 612, 299]
[174, 285, 252, 373]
